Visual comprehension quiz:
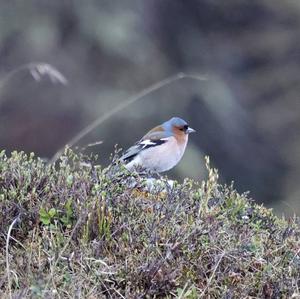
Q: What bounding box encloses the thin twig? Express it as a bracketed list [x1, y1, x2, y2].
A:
[178, 282, 189, 299]
[44, 216, 82, 290]
[49, 72, 207, 164]
[199, 251, 225, 298]
[6, 216, 20, 299]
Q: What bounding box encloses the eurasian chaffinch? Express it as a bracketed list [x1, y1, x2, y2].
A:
[120, 117, 195, 172]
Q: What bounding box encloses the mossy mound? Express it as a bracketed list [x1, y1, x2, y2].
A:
[0, 149, 300, 298]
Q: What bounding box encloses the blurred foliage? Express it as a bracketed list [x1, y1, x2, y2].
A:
[0, 1, 299, 214]
[1, 149, 300, 297]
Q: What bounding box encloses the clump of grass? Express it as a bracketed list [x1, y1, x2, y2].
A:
[0, 148, 300, 298]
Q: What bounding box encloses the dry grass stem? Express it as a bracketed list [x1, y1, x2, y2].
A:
[49, 72, 207, 164]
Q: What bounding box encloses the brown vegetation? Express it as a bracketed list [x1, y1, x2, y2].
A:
[1, 149, 300, 298]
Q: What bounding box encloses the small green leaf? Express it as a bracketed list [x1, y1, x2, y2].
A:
[48, 208, 57, 218]
[39, 208, 51, 225]
[66, 175, 73, 187]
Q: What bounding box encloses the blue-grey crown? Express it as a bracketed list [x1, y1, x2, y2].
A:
[162, 117, 188, 131]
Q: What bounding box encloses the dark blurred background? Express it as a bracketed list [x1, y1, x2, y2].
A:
[0, 1, 299, 215]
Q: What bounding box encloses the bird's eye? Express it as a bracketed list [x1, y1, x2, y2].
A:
[180, 125, 188, 131]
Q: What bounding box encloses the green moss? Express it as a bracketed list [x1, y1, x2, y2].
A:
[0, 149, 300, 298]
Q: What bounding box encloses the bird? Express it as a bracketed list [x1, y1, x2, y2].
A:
[120, 117, 195, 173]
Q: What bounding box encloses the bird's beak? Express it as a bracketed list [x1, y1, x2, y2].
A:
[187, 127, 196, 134]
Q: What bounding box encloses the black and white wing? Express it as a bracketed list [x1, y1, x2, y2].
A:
[120, 138, 167, 163]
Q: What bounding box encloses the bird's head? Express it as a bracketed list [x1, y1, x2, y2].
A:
[163, 117, 196, 136]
